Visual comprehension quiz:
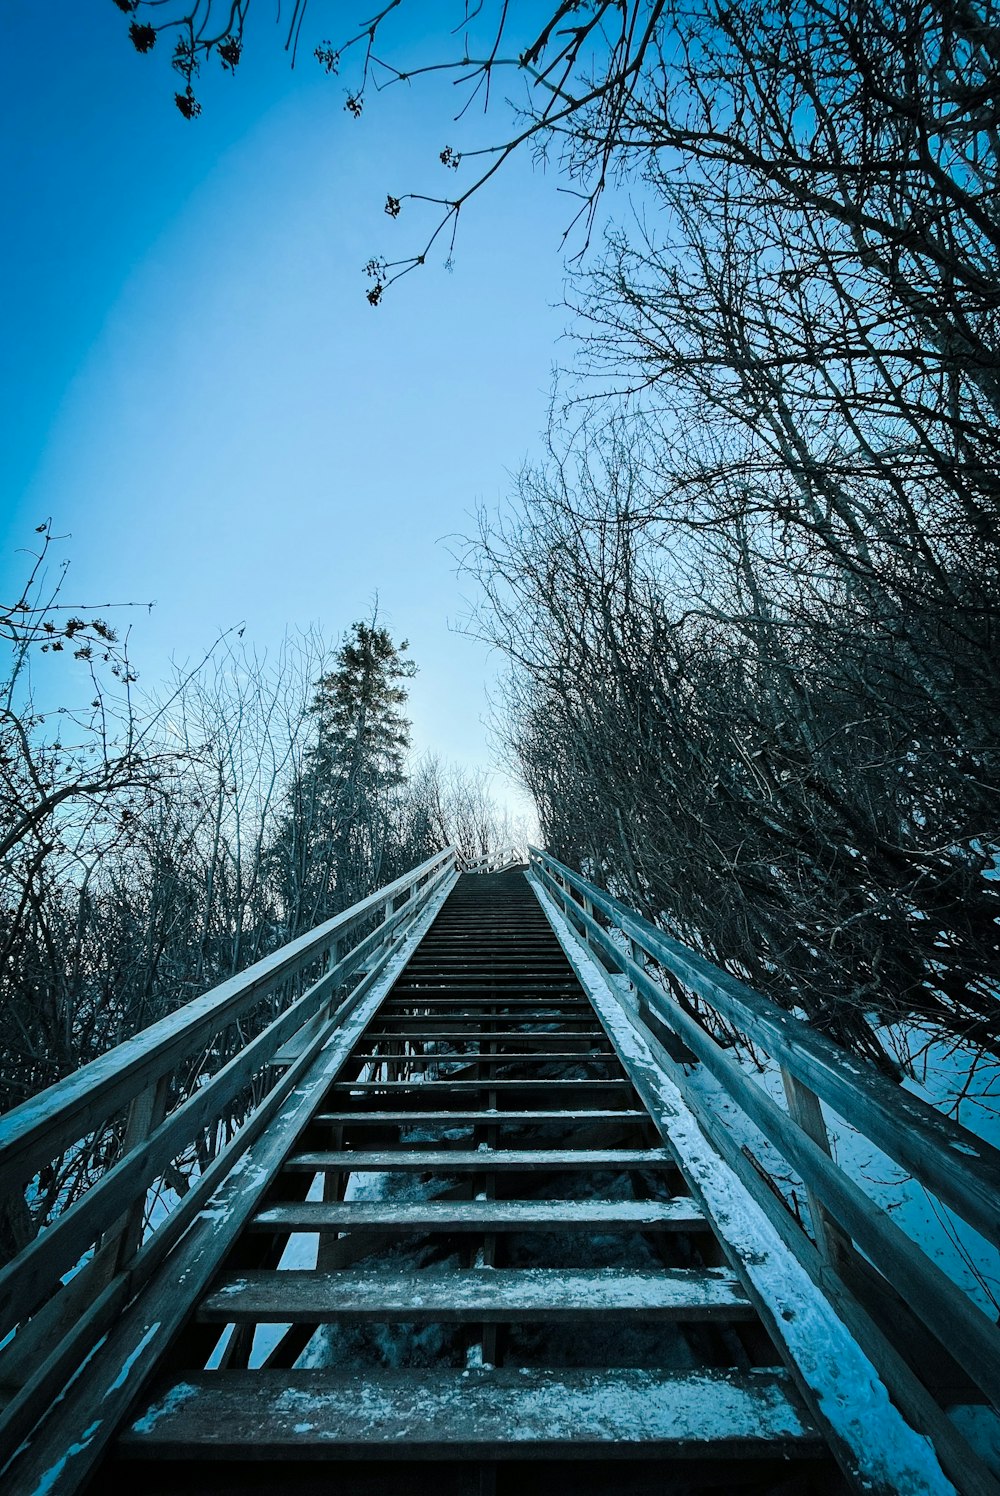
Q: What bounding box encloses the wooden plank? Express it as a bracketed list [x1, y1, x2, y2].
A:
[361, 1030, 606, 1042]
[381, 998, 591, 1007]
[312, 1109, 647, 1125]
[198, 1266, 753, 1323]
[0, 851, 455, 1197]
[532, 852, 1000, 1248]
[285, 1148, 676, 1172]
[780, 1066, 854, 1266]
[370, 1019, 602, 1030]
[250, 1198, 705, 1233]
[326, 1079, 633, 1094]
[350, 1052, 615, 1064]
[404, 958, 571, 969]
[117, 1366, 821, 1460]
[390, 985, 582, 994]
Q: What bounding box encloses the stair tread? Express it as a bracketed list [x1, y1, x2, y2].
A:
[250, 1198, 704, 1231]
[312, 1109, 647, 1124]
[118, 1367, 820, 1458]
[198, 1266, 753, 1322]
[353, 1052, 615, 1063]
[369, 1036, 602, 1044]
[327, 1080, 633, 1091]
[286, 1148, 674, 1170]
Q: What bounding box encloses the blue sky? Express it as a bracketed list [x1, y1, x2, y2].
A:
[1, 3, 576, 804]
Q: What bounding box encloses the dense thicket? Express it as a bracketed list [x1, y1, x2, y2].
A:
[467, 0, 1000, 1066]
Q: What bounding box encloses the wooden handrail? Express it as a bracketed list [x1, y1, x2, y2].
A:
[529, 847, 1000, 1246]
[529, 846, 1000, 1443]
[0, 848, 456, 1196]
[0, 851, 458, 1371]
[0, 856, 460, 1475]
[459, 847, 525, 874]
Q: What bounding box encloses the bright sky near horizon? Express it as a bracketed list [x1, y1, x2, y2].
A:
[1, 3, 577, 813]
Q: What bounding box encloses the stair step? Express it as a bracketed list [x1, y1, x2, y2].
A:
[198, 1267, 752, 1323]
[362, 1031, 607, 1043]
[352, 1052, 616, 1065]
[250, 1198, 705, 1233]
[404, 960, 572, 970]
[372, 1018, 602, 1029]
[394, 983, 580, 989]
[326, 1080, 635, 1094]
[392, 985, 582, 993]
[119, 1367, 819, 1460]
[284, 1148, 675, 1172]
[381, 1003, 593, 1014]
[312, 1109, 648, 1125]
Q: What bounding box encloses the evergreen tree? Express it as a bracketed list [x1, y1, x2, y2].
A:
[274, 619, 417, 934]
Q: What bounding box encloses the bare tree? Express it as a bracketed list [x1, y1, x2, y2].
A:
[464, 403, 1000, 1067]
[408, 754, 519, 863]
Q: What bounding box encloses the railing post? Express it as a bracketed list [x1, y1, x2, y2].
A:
[100, 1071, 172, 1279]
[779, 1067, 852, 1266]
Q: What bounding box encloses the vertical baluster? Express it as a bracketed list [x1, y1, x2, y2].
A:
[97, 1071, 172, 1282]
[780, 1067, 852, 1265]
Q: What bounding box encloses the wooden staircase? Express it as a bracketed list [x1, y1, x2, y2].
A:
[107, 871, 833, 1494]
[2, 849, 997, 1495]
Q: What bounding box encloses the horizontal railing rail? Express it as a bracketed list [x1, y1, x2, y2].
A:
[529, 846, 1000, 1428]
[459, 847, 525, 875]
[0, 848, 459, 1452]
[0, 848, 454, 1201]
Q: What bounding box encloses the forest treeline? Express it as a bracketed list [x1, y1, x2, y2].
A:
[464, 0, 1000, 1070]
[0, 549, 517, 1140]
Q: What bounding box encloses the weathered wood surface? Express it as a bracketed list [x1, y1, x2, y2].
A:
[326, 1079, 634, 1094]
[352, 1051, 614, 1064]
[8, 857, 985, 1496]
[117, 1367, 823, 1460]
[381, 1000, 593, 1011]
[361, 1030, 607, 1044]
[373, 1016, 602, 1028]
[250, 1198, 706, 1232]
[198, 1266, 754, 1323]
[311, 1108, 647, 1125]
[404, 957, 570, 969]
[284, 1147, 676, 1172]
[531, 849, 1000, 1249]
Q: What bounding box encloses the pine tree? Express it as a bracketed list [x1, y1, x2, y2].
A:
[273, 620, 417, 934]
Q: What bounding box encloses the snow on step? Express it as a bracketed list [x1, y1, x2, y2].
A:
[250, 1198, 706, 1233]
[284, 1148, 675, 1172]
[198, 1267, 753, 1322]
[119, 1367, 822, 1459]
